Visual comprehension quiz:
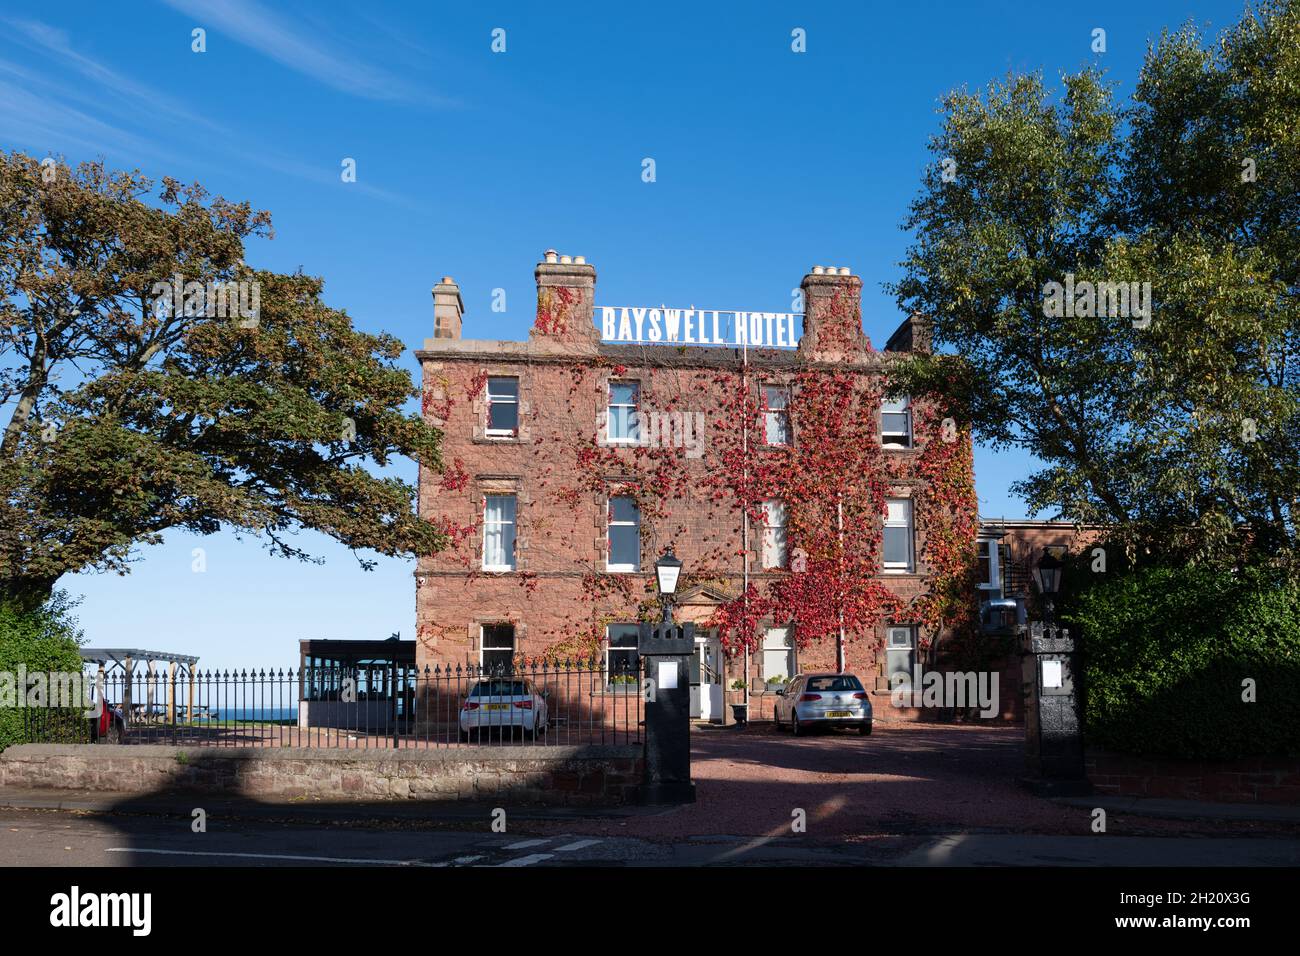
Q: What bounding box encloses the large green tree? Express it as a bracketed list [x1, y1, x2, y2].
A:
[0, 153, 443, 610]
[891, 0, 1299, 565]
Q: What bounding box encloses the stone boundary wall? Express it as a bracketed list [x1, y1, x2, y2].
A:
[0, 744, 643, 806]
[1086, 748, 1300, 804]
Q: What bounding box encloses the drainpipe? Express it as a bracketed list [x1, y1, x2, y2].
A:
[836, 494, 845, 672]
[741, 332, 750, 711]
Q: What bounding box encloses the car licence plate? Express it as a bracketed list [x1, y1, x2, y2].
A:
[826, 710, 854, 717]
[485, 703, 509, 711]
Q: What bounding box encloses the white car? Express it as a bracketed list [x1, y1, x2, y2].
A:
[459, 678, 549, 739]
[774, 672, 873, 736]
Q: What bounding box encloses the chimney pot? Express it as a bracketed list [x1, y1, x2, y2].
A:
[559, 255, 572, 264]
[813, 265, 825, 275]
[544, 249, 558, 264]
[574, 256, 586, 264]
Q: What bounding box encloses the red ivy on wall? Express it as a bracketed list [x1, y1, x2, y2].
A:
[425, 346, 980, 670]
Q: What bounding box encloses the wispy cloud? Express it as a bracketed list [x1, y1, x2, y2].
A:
[0, 18, 421, 210]
[3, 17, 218, 131]
[158, 0, 443, 103]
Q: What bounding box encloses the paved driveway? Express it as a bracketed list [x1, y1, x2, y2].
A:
[532, 722, 1296, 846]
[627, 722, 1089, 842]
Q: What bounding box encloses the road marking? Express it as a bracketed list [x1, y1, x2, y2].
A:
[555, 839, 601, 852]
[429, 854, 484, 867]
[107, 847, 428, 866]
[497, 852, 554, 867]
[503, 838, 549, 849]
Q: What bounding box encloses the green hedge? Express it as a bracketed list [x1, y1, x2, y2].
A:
[1063, 564, 1300, 759]
[0, 592, 85, 752]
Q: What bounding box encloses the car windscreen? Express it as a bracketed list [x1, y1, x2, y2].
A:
[469, 681, 531, 697]
[804, 676, 864, 692]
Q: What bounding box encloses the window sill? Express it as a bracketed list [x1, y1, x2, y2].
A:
[481, 566, 518, 574]
[605, 566, 640, 574]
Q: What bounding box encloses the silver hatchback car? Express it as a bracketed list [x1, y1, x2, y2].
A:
[774, 673, 872, 736]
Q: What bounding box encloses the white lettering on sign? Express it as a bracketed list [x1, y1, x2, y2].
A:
[599, 307, 801, 348]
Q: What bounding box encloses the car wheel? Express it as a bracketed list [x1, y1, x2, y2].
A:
[859, 720, 872, 737]
[791, 711, 802, 737]
[107, 721, 123, 744]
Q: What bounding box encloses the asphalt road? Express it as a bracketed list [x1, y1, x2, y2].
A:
[2, 808, 1297, 867]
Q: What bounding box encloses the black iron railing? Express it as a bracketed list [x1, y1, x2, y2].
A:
[16, 659, 644, 749]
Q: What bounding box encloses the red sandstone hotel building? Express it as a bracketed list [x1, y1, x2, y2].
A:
[414, 250, 977, 723]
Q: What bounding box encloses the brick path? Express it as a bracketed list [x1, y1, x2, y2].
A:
[532, 722, 1295, 843]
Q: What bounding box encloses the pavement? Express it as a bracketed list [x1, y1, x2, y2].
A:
[3, 723, 1297, 866]
[2, 805, 1296, 867]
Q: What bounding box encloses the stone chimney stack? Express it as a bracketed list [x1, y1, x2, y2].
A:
[532, 249, 599, 350]
[797, 265, 870, 362]
[884, 311, 933, 353]
[432, 277, 464, 340]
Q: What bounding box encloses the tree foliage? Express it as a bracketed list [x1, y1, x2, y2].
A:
[1064, 563, 1300, 758]
[0, 153, 443, 609]
[890, 0, 1299, 565]
[0, 590, 84, 751]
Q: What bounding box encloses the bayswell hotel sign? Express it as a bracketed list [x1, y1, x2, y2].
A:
[599, 306, 802, 348]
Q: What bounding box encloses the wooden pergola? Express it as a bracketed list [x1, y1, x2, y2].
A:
[79, 648, 200, 723]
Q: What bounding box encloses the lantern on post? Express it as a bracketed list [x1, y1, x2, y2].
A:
[637, 545, 695, 804]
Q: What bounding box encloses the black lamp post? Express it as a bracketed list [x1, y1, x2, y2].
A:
[636, 545, 695, 804]
[1021, 545, 1086, 790]
[654, 548, 682, 624]
[1031, 547, 1064, 627]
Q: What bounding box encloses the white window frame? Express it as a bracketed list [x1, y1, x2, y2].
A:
[606, 495, 641, 572]
[881, 395, 912, 448]
[763, 385, 791, 446]
[480, 623, 515, 672]
[761, 499, 788, 570]
[761, 626, 795, 682]
[977, 539, 1001, 594]
[485, 376, 519, 438]
[606, 380, 641, 445]
[883, 498, 914, 573]
[605, 624, 640, 686]
[886, 625, 917, 690]
[482, 494, 517, 571]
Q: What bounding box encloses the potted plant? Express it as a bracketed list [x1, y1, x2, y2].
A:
[729, 679, 749, 725]
[609, 673, 638, 691]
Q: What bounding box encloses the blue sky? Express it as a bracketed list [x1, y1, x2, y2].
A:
[2, 0, 1246, 667]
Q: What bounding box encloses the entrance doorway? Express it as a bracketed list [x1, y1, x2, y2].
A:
[689, 630, 723, 722]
